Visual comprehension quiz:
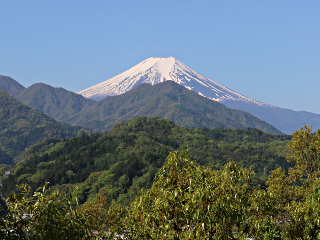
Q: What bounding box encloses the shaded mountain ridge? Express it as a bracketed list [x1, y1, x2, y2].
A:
[67, 81, 282, 134]
[17, 82, 96, 121]
[0, 75, 281, 134]
[0, 90, 84, 164]
[0, 75, 25, 97]
[0, 76, 96, 122]
[77, 57, 320, 134]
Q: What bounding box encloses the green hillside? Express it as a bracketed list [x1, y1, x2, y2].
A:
[0, 76, 95, 123]
[66, 81, 282, 134]
[0, 90, 85, 164]
[2, 116, 291, 205]
[16, 83, 96, 122]
[0, 77, 282, 134]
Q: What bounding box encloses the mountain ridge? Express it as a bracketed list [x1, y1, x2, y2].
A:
[76, 57, 320, 134]
[223, 99, 320, 134]
[0, 75, 281, 134]
[0, 89, 85, 164]
[0, 75, 25, 97]
[16, 82, 96, 122]
[68, 81, 282, 134]
[77, 57, 267, 107]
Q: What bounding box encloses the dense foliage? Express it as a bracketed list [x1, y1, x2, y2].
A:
[0, 197, 6, 217]
[124, 151, 279, 239]
[0, 184, 91, 240]
[121, 128, 320, 239]
[0, 90, 85, 164]
[1, 126, 320, 239]
[2, 116, 291, 206]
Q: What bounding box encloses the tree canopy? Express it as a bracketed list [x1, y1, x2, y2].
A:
[2, 124, 320, 239]
[2, 116, 291, 206]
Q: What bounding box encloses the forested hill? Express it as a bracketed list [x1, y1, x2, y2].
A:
[66, 81, 282, 134]
[15, 82, 96, 122]
[0, 76, 282, 134]
[0, 90, 85, 164]
[2, 116, 292, 205]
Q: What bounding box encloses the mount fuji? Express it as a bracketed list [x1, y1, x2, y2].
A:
[78, 57, 265, 106]
[76, 56, 320, 134]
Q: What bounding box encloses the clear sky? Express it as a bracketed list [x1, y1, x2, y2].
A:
[1, 1, 319, 113]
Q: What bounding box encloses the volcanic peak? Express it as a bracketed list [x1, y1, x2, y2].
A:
[77, 57, 269, 107]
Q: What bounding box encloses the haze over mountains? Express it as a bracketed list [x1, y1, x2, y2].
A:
[77, 57, 320, 134]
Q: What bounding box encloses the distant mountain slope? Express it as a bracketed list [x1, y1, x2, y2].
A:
[16, 83, 96, 122]
[222, 100, 320, 134]
[0, 90, 84, 164]
[0, 76, 281, 134]
[0, 75, 25, 97]
[77, 57, 320, 134]
[68, 81, 282, 134]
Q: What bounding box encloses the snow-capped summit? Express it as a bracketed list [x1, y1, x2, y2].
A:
[77, 57, 267, 106]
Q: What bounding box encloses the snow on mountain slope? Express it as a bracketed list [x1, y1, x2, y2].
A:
[75, 56, 320, 134]
[77, 57, 270, 107]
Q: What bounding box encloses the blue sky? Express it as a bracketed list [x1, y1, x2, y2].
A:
[1, 1, 319, 113]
